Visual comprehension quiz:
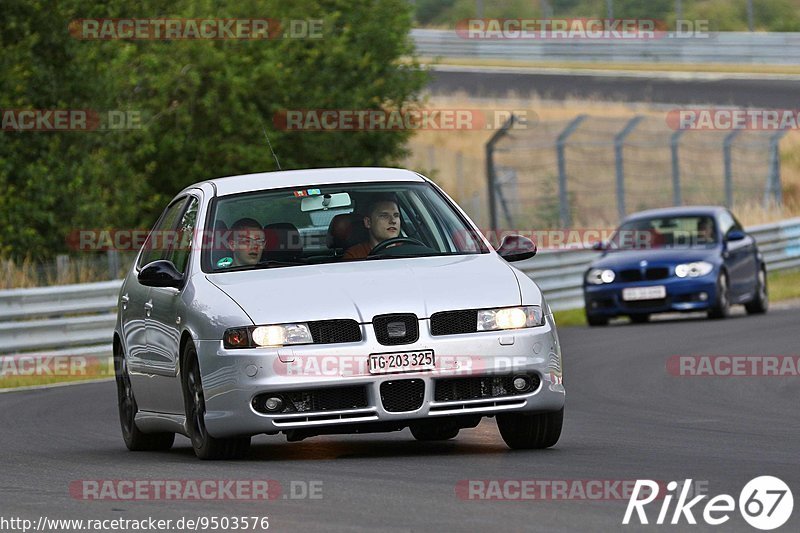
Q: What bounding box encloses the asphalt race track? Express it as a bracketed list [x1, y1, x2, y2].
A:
[1, 309, 798, 532]
[429, 68, 800, 108]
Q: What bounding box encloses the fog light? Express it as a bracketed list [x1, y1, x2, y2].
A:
[264, 397, 284, 412]
[699, 292, 708, 301]
[512, 376, 530, 391]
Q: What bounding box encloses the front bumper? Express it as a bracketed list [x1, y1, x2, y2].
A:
[584, 275, 717, 317]
[197, 315, 565, 438]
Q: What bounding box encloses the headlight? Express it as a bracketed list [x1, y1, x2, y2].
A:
[674, 261, 713, 278]
[223, 323, 313, 349]
[477, 306, 544, 331]
[586, 268, 615, 285]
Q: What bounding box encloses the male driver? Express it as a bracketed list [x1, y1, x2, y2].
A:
[344, 197, 401, 260]
[697, 217, 716, 244]
[224, 217, 266, 267]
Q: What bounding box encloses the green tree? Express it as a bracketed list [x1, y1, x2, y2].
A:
[0, 0, 427, 260]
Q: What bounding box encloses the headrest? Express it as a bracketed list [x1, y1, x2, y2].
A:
[262, 222, 302, 262]
[327, 213, 367, 250]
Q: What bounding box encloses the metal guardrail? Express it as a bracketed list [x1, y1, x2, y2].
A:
[412, 29, 800, 65]
[0, 217, 798, 358]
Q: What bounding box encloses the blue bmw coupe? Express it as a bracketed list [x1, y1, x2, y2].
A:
[583, 206, 768, 326]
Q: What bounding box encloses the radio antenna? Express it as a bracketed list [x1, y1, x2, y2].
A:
[259, 119, 281, 170]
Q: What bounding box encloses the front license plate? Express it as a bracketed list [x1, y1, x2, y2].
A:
[622, 285, 667, 301]
[368, 350, 435, 375]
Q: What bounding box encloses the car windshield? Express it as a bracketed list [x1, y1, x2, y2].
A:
[608, 215, 718, 250]
[204, 181, 488, 272]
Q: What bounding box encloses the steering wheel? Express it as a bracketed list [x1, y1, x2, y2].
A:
[369, 236, 427, 255]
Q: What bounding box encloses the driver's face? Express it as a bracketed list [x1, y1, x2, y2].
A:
[365, 201, 400, 243]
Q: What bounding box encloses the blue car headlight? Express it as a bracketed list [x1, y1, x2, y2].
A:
[586, 268, 615, 284]
[674, 261, 713, 278]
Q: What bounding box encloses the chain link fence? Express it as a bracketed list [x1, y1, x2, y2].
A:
[486, 114, 787, 230]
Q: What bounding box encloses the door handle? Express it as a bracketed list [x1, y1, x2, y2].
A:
[121, 294, 129, 303]
[144, 300, 154, 313]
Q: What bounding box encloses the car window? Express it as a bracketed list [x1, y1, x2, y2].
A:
[137, 197, 188, 268]
[168, 196, 199, 274]
[611, 215, 718, 249]
[718, 211, 736, 236]
[204, 181, 488, 272]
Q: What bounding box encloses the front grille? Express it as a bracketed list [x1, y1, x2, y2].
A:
[307, 319, 361, 344]
[253, 385, 368, 414]
[373, 313, 419, 346]
[619, 267, 670, 282]
[434, 375, 540, 402]
[380, 379, 425, 412]
[430, 309, 478, 336]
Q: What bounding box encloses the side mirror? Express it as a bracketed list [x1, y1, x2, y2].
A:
[496, 235, 537, 262]
[138, 260, 184, 289]
[591, 241, 606, 251]
[726, 230, 746, 242]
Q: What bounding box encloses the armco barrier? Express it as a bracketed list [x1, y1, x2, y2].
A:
[412, 29, 800, 66]
[0, 218, 798, 359]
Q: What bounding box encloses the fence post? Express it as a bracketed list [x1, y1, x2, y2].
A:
[107, 250, 120, 280]
[614, 116, 644, 220]
[56, 255, 70, 284]
[767, 129, 789, 208]
[670, 130, 685, 205]
[556, 114, 587, 228]
[723, 129, 743, 207]
[485, 114, 516, 232]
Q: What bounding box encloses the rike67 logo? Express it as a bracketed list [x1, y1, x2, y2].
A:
[623, 477, 793, 530]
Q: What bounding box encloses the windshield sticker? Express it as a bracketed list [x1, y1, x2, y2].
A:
[216, 257, 233, 268]
[293, 188, 321, 197]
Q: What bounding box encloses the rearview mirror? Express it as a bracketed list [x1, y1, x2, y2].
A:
[301, 192, 352, 212]
[591, 241, 607, 251]
[726, 230, 746, 242]
[138, 260, 184, 289]
[496, 235, 537, 262]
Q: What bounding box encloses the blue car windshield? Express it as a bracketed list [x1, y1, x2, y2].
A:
[609, 215, 718, 250]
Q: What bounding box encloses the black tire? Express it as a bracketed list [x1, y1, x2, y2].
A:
[586, 313, 609, 327]
[410, 423, 459, 441]
[745, 267, 768, 315]
[115, 348, 175, 451]
[629, 313, 650, 324]
[183, 344, 250, 460]
[497, 408, 564, 450]
[707, 272, 731, 319]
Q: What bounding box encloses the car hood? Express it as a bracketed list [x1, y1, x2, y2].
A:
[206, 254, 522, 324]
[590, 247, 719, 270]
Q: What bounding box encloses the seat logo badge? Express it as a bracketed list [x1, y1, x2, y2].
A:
[639, 260, 648, 268]
[387, 322, 406, 338]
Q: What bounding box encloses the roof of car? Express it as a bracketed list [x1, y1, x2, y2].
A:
[623, 205, 728, 221]
[188, 167, 427, 197]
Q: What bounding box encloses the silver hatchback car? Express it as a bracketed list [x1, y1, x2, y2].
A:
[114, 168, 565, 459]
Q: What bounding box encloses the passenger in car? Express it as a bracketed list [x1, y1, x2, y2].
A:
[343, 196, 402, 260]
[227, 218, 266, 267]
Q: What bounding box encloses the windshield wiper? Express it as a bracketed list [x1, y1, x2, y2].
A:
[214, 260, 304, 272]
